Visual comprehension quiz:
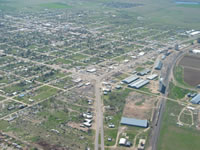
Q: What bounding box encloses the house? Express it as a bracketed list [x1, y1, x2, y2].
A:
[119, 138, 132, 147]
[119, 138, 127, 145]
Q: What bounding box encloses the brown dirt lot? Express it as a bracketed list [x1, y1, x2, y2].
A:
[37, 140, 69, 150]
[178, 55, 200, 69]
[123, 92, 157, 120]
[183, 67, 200, 86]
[178, 54, 200, 86]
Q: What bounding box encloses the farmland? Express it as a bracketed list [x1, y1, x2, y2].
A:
[177, 54, 200, 86]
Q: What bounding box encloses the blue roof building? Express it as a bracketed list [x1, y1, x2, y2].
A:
[190, 94, 200, 104]
[120, 117, 148, 128]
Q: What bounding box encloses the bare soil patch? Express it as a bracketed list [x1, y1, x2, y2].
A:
[37, 140, 69, 150]
[183, 67, 200, 86]
[67, 122, 88, 132]
[123, 92, 156, 120]
[178, 55, 200, 86]
[179, 55, 200, 69]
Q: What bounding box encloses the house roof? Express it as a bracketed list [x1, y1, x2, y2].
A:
[190, 94, 200, 104]
[119, 138, 127, 145]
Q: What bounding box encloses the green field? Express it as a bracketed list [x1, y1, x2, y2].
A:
[173, 66, 191, 88]
[0, 0, 200, 29]
[168, 82, 192, 100]
[158, 100, 200, 150]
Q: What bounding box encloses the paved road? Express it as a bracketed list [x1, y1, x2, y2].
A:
[95, 79, 104, 150]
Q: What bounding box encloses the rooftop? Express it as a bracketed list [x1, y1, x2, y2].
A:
[190, 94, 200, 104]
[122, 75, 139, 84]
[120, 117, 148, 128]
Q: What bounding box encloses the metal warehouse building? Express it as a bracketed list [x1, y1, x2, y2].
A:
[147, 74, 158, 80]
[128, 79, 149, 89]
[190, 94, 200, 104]
[120, 117, 148, 128]
[155, 60, 163, 70]
[122, 75, 139, 84]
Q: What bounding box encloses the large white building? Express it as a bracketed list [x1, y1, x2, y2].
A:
[192, 49, 200, 54]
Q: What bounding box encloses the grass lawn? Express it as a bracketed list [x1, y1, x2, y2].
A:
[114, 55, 130, 62]
[114, 73, 129, 81]
[180, 113, 193, 125]
[0, 96, 6, 101]
[54, 58, 73, 65]
[15, 85, 59, 104]
[140, 87, 151, 93]
[168, 82, 192, 100]
[104, 128, 118, 146]
[135, 67, 145, 72]
[69, 53, 89, 61]
[158, 125, 200, 150]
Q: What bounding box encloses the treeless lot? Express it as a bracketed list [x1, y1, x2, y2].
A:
[179, 55, 200, 69]
[183, 67, 200, 86]
[123, 92, 157, 120]
[178, 55, 200, 86]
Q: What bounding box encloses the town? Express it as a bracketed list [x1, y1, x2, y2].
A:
[0, 0, 200, 150]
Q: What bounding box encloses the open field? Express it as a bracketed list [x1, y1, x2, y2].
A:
[179, 55, 200, 69]
[158, 100, 200, 150]
[0, 0, 199, 28]
[184, 67, 200, 86]
[123, 92, 156, 120]
[168, 82, 192, 100]
[177, 55, 200, 86]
